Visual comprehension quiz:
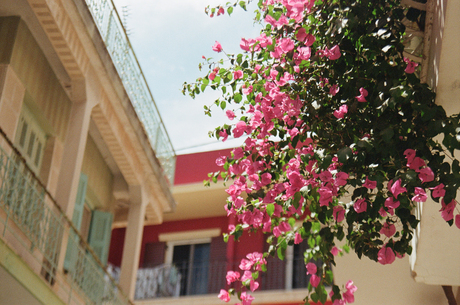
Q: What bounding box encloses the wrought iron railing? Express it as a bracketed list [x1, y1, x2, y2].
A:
[84, 0, 176, 184]
[108, 264, 182, 300]
[106, 257, 315, 301]
[0, 129, 132, 305]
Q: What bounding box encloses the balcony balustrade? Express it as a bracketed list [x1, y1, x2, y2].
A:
[0, 129, 132, 305]
[84, 0, 176, 184]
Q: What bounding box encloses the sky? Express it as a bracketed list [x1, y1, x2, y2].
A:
[112, 0, 262, 155]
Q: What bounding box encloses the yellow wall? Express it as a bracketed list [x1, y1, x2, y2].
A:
[0, 16, 71, 142]
[82, 135, 114, 210]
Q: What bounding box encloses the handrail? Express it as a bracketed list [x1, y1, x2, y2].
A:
[0, 127, 133, 305]
[84, 0, 176, 184]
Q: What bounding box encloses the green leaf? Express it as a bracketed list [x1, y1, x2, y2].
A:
[239, 1, 247, 10]
[380, 127, 394, 143]
[220, 101, 227, 110]
[338, 147, 352, 163]
[227, 6, 233, 15]
[266, 203, 275, 216]
[277, 246, 285, 260]
[234, 93, 243, 103]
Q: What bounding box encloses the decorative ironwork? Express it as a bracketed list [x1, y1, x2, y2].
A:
[85, 0, 176, 184]
[0, 129, 132, 305]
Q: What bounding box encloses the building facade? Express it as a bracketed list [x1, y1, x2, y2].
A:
[108, 1, 460, 305]
[0, 0, 175, 304]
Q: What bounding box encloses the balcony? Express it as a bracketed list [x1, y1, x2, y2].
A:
[84, 0, 176, 185]
[0, 129, 132, 305]
[106, 256, 317, 302]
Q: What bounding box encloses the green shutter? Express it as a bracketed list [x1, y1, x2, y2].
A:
[87, 210, 113, 266]
[64, 173, 88, 270]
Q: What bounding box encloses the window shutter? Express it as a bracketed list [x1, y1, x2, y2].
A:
[208, 236, 227, 293]
[64, 173, 88, 270]
[143, 242, 166, 268]
[87, 210, 113, 266]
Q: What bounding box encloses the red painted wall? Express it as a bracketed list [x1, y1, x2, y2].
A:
[108, 215, 267, 267]
[174, 148, 232, 185]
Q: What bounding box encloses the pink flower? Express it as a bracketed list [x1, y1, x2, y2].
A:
[310, 274, 320, 287]
[335, 172, 349, 186]
[390, 179, 407, 198]
[333, 104, 348, 119]
[233, 121, 247, 138]
[404, 57, 418, 74]
[346, 280, 357, 293]
[250, 280, 259, 292]
[239, 258, 253, 271]
[455, 214, 460, 229]
[232, 147, 244, 159]
[226, 271, 240, 284]
[409, 157, 425, 170]
[226, 110, 236, 120]
[318, 186, 333, 206]
[219, 130, 228, 142]
[343, 291, 355, 303]
[380, 222, 396, 237]
[385, 196, 400, 210]
[234, 70, 243, 80]
[378, 246, 396, 265]
[260, 172, 272, 186]
[418, 167, 434, 183]
[333, 206, 345, 223]
[241, 270, 252, 282]
[440, 199, 456, 221]
[327, 45, 341, 60]
[212, 41, 223, 52]
[294, 232, 303, 244]
[209, 72, 217, 81]
[279, 38, 295, 53]
[363, 177, 377, 189]
[403, 149, 416, 164]
[430, 183, 445, 198]
[218, 289, 231, 302]
[412, 187, 427, 202]
[240, 292, 254, 305]
[242, 85, 253, 95]
[331, 246, 341, 256]
[216, 156, 226, 166]
[353, 198, 367, 213]
[330, 84, 339, 96]
[356, 87, 368, 102]
[306, 262, 317, 275]
[217, 7, 225, 16]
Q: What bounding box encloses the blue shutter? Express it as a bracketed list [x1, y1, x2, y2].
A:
[64, 173, 87, 270]
[87, 210, 113, 266]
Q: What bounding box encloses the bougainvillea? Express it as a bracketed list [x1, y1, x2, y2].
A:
[184, 0, 460, 304]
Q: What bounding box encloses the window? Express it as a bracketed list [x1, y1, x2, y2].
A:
[261, 240, 324, 290]
[14, 105, 46, 175]
[172, 243, 210, 296]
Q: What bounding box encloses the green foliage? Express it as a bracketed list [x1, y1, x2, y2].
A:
[186, 0, 460, 303]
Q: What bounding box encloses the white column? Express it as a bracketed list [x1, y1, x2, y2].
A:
[285, 245, 294, 290]
[119, 184, 147, 300]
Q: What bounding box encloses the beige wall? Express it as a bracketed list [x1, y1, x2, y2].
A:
[82, 134, 114, 210]
[334, 252, 448, 305]
[0, 16, 71, 143]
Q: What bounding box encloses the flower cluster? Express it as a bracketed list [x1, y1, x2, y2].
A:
[185, 0, 460, 304]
